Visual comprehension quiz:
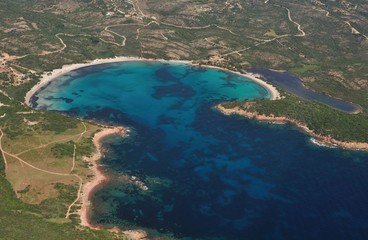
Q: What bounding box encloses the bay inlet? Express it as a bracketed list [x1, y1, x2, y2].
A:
[30, 61, 368, 240]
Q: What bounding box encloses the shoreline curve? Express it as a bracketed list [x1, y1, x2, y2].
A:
[24, 56, 280, 107]
[80, 126, 123, 228]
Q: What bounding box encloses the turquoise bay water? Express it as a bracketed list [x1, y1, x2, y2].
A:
[32, 62, 368, 239]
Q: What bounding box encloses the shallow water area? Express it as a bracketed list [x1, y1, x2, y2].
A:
[32, 61, 368, 240]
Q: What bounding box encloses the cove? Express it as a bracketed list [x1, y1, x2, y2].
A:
[247, 68, 361, 113]
[31, 61, 368, 240]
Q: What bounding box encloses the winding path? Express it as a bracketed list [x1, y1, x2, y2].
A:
[0, 130, 8, 171]
[221, 1, 306, 57]
[284, 6, 306, 37]
[345, 21, 368, 40]
[15, 122, 88, 157]
[100, 25, 127, 47]
[0, 122, 90, 220]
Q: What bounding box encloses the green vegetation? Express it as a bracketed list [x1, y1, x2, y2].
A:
[16, 184, 30, 194]
[37, 183, 78, 219]
[51, 138, 95, 159]
[0, 96, 79, 139]
[51, 141, 75, 159]
[0, 166, 126, 239]
[291, 64, 320, 76]
[0, 90, 126, 238]
[1, 0, 368, 238]
[264, 29, 278, 38]
[40, 112, 80, 133]
[76, 137, 95, 158]
[223, 94, 368, 143]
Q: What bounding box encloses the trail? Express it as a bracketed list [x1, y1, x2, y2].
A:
[222, 34, 289, 57]
[3, 32, 92, 65]
[130, 18, 237, 36]
[205, 38, 230, 50]
[4, 144, 84, 218]
[0, 123, 90, 220]
[43, 33, 67, 55]
[136, 21, 160, 40]
[0, 90, 11, 99]
[71, 122, 88, 173]
[214, 25, 238, 36]
[77, 122, 88, 142]
[15, 123, 88, 156]
[98, 22, 144, 43]
[161, 33, 168, 41]
[16, 131, 86, 156]
[159, 21, 237, 36]
[265, 2, 306, 37]
[284, 7, 306, 37]
[319, 8, 330, 17]
[94, 17, 239, 51]
[345, 21, 368, 40]
[65, 143, 83, 219]
[2, 32, 70, 80]
[221, 1, 306, 57]
[16, 111, 35, 114]
[133, 0, 146, 18]
[101, 25, 127, 47]
[0, 129, 8, 171]
[3, 145, 72, 176]
[135, 20, 239, 43]
[0, 129, 85, 219]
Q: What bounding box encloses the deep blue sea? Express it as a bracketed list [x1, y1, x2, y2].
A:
[32, 62, 368, 240]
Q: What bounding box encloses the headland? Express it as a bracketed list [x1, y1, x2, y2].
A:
[216, 104, 368, 151]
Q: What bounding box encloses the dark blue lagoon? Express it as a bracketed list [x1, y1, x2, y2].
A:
[247, 68, 361, 113]
[32, 61, 368, 240]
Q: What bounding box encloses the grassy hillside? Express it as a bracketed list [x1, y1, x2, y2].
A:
[0, 156, 126, 239]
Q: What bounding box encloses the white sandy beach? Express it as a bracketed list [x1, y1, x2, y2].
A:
[24, 56, 280, 106]
[236, 71, 280, 100]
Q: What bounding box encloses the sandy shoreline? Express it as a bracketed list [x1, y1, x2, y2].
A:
[201, 65, 280, 100]
[216, 104, 368, 151]
[23, 56, 280, 237]
[80, 126, 128, 229]
[24, 56, 280, 106]
[80, 126, 149, 239]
